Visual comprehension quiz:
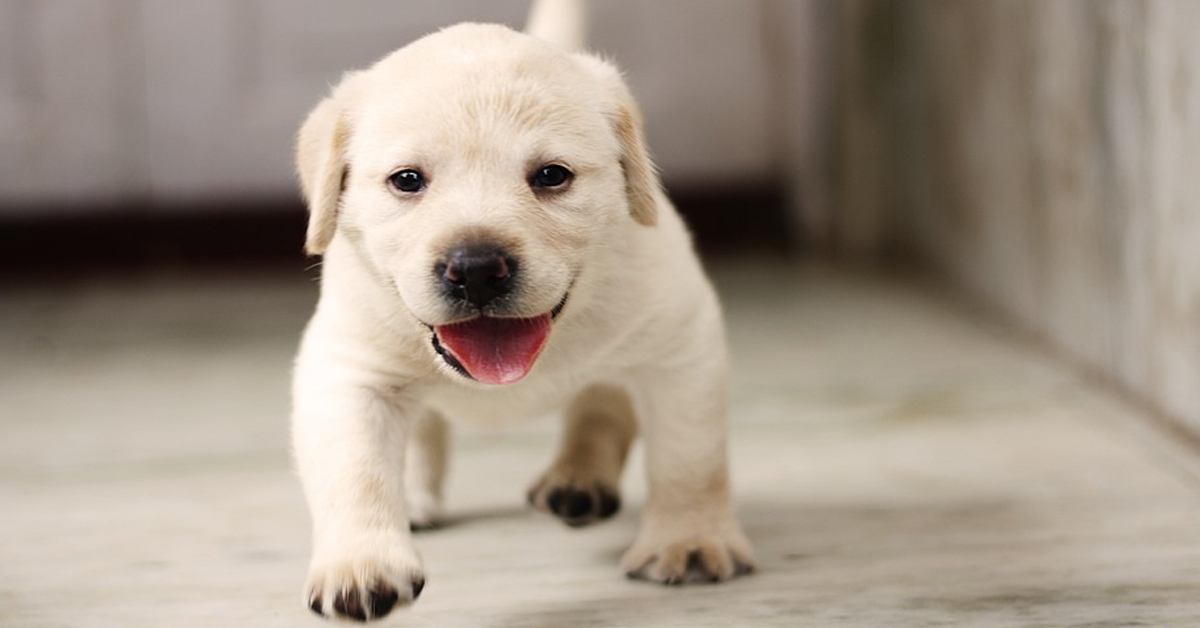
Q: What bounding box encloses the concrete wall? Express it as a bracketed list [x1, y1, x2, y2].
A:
[833, 1, 1200, 433]
[0, 0, 778, 211]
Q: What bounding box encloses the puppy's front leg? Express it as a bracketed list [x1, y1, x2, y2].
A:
[293, 371, 425, 621]
[622, 358, 756, 584]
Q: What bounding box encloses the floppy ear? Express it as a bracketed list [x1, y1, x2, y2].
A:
[612, 99, 660, 227]
[579, 55, 660, 227]
[295, 93, 351, 256]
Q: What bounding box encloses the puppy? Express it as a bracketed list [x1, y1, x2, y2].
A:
[292, 0, 755, 621]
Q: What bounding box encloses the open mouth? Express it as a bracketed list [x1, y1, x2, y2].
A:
[429, 294, 568, 385]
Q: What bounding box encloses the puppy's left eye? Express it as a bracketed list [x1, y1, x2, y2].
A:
[388, 169, 426, 193]
[531, 164, 573, 189]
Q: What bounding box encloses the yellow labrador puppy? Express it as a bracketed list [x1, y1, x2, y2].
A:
[292, 1, 755, 620]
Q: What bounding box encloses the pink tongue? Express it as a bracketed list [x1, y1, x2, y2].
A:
[435, 315, 551, 385]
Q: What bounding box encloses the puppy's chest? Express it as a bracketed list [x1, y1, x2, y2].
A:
[419, 382, 575, 427]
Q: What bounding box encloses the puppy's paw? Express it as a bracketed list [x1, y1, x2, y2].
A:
[621, 527, 756, 585]
[527, 476, 620, 527]
[305, 542, 425, 622]
[406, 490, 445, 532]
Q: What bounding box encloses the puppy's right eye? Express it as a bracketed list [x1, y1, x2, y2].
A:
[388, 169, 426, 193]
[532, 164, 572, 189]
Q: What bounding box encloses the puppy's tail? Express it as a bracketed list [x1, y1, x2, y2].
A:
[525, 0, 587, 52]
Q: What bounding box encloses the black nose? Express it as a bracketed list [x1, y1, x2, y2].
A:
[437, 245, 517, 309]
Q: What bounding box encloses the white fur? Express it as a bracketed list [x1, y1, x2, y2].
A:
[292, 16, 754, 622]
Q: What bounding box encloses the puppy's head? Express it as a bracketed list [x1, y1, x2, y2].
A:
[296, 24, 660, 385]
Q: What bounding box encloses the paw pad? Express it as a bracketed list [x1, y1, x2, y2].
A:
[623, 537, 756, 586]
[308, 576, 423, 622]
[529, 481, 620, 527]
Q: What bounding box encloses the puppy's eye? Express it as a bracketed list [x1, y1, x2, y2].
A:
[388, 169, 426, 193]
[531, 164, 573, 189]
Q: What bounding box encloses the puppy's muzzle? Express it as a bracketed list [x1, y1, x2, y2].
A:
[435, 245, 517, 309]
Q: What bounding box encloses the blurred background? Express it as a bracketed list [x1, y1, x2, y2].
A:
[2, 0, 1196, 437]
[3, 2, 1200, 624]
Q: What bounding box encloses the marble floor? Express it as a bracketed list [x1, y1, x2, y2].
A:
[2, 261, 1199, 627]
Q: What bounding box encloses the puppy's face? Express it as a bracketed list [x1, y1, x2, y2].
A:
[297, 24, 659, 385]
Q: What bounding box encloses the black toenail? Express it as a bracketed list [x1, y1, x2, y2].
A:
[597, 488, 620, 518]
[412, 577, 426, 600]
[562, 490, 593, 519]
[546, 489, 565, 512]
[683, 550, 721, 583]
[333, 589, 367, 621]
[370, 586, 399, 618]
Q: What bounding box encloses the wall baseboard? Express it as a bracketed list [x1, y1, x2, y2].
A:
[0, 183, 794, 280]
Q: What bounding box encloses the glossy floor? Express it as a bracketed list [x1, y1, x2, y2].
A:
[3, 261, 1199, 627]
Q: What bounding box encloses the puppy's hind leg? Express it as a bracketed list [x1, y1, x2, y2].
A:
[528, 384, 636, 527]
[406, 410, 450, 530]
